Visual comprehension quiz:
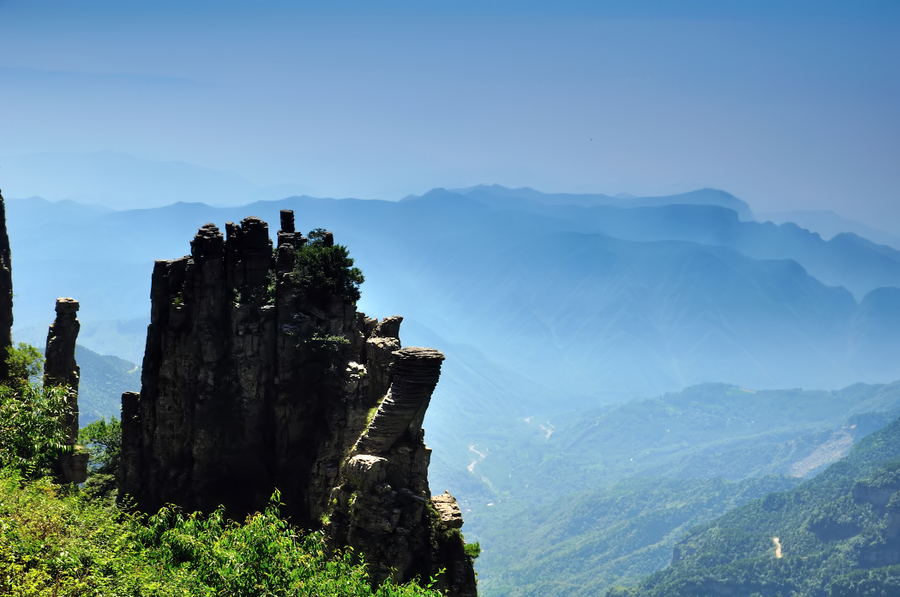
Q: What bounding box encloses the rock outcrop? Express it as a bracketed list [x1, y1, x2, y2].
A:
[119, 213, 477, 595]
[0, 190, 12, 381]
[44, 297, 88, 483]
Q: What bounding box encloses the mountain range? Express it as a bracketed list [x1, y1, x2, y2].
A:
[9, 185, 900, 400]
[8, 185, 900, 594]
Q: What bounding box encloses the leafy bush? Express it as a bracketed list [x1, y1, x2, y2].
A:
[0, 383, 71, 478]
[0, 470, 442, 596]
[464, 541, 482, 560]
[4, 341, 44, 387]
[293, 228, 364, 307]
[78, 416, 121, 500]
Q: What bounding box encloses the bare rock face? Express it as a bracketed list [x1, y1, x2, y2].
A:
[329, 347, 477, 595]
[0, 190, 12, 381]
[119, 213, 477, 595]
[44, 297, 87, 483]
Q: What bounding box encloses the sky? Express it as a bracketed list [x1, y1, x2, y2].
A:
[0, 1, 898, 229]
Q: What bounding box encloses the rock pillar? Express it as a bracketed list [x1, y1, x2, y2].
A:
[44, 297, 87, 483]
[0, 190, 12, 381]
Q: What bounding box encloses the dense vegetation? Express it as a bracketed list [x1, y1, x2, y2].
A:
[615, 416, 900, 596]
[0, 470, 442, 596]
[293, 228, 364, 307]
[0, 383, 71, 479]
[0, 354, 440, 597]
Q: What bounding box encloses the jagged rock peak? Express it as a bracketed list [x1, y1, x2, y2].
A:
[190, 222, 225, 257]
[0, 190, 12, 381]
[119, 212, 477, 596]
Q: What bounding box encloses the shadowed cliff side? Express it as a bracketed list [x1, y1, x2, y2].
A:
[118, 211, 477, 596]
[0, 190, 12, 381]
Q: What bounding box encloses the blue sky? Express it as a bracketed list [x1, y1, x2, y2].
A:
[1, 1, 898, 229]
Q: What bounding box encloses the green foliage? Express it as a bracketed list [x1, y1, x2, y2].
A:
[464, 541, 481, 560]
[0, 470, 442, 596]
[300, 332, 351, 374]
[78, 416, 122, 500]
[293, 228, 364, 306]
[4, 342, 44, 387]
[0, 383, 71, 478]
[233, 267, 277, 307]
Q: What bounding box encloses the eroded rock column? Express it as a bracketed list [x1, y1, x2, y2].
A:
[0, 190, 12, 381]
[332, 347, 478, 597]
[44, 297, 87, 483]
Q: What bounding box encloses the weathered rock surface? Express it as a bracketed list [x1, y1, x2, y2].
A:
[119, 213, 477, 595]
[0, 190, 12, 381]
[44, 297, 87, 483]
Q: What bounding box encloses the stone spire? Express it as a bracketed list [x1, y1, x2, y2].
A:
[44, 297, 87, 483]
[0, 190, 13, 381]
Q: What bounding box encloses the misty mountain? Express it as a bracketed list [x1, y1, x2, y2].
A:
[449, 185, 756, 221]
[11, 189, 900, 595]
[444, 186, 900, 301]
[759, 209, 900, 250]
[9, 188, 900, 401]
[1, 151, 316, 210]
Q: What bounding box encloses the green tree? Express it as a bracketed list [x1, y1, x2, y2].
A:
[78, 416, 121, 500]
[293, 228, 364, 306]
[4, 342, 44, 387]
[0, 382, 71, 478]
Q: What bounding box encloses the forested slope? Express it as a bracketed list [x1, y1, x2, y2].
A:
[619, 416, 900, 596]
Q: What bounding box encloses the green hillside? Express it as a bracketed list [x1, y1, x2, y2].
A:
[0, 469, 441, 597]
[76, 343, 141, 425]
[478, 475, 799, 597]
[620, 416, 900, 596]
[462, 383, 900, 596]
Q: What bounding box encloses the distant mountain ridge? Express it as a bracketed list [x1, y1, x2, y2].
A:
[8, 187, 900, 399]
[760, 209, 900, 250]
[1, 151, 317, 209]
[445, 184, 756, 220]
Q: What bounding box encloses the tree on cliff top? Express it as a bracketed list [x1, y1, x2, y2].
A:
[293, 228, 365, 306]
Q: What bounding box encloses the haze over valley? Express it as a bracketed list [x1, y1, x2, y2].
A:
[8, 184, 900, 594]
[2, 1, 899, 594]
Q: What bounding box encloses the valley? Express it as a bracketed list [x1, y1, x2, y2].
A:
[12, 187, 900, 594]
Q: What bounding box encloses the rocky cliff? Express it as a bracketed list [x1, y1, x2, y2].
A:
[119, 212, 477, 595]
[0, 191, 13, 381]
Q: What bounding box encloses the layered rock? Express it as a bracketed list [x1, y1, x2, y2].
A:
[331, 347, 477, 595]
[119, 213, 477, 595]
[44, 297, 87, 483]
[0, 190, 12, 381]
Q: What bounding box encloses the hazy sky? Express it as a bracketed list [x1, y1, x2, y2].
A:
[1, 1, 898, 228]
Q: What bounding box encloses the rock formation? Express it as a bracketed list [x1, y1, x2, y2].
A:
[44, 297, 88, 483]
[119, 212, 477, 595]
[0, 190, 12, 381]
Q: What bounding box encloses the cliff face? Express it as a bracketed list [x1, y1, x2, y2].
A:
[0, 191, 12, 381]
[119, 212, 476, 595]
